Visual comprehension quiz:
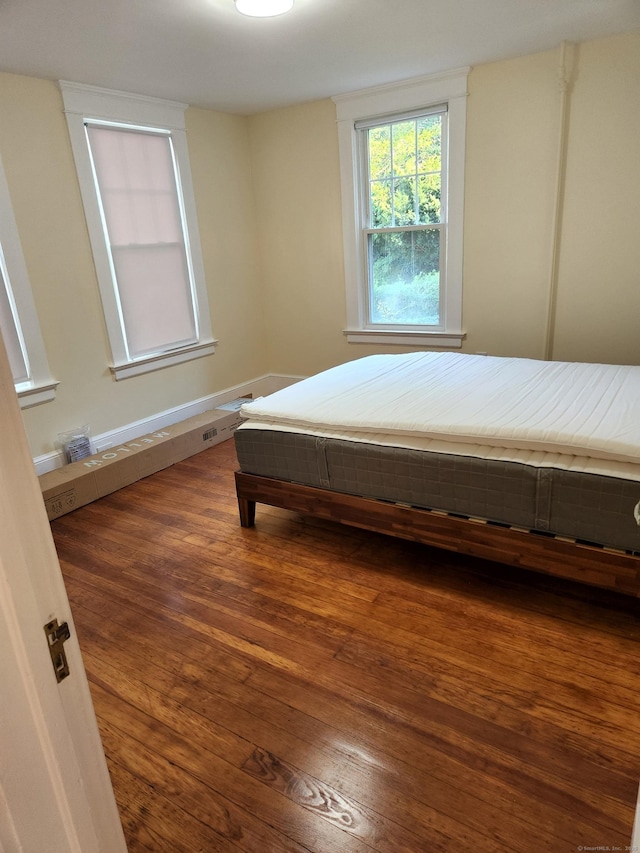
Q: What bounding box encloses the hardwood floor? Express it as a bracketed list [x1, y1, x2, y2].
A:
[51, 438, 640, 852]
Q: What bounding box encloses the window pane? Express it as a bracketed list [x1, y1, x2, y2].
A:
[418, 174, 441, 224]
[111, 245, 196, 358]
[371, 179, 392, 227]
[417, 114, 441, 174]
[393, 177, 416, 226]
[368, 125, 391, 180]
[391, 120, 416, 177]
[369, 229, 441, 325]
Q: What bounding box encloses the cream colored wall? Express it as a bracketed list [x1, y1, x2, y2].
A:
[0, 73, 266, 458]
[185, 106, 267, 378]
[250, 29, 640, 375]
[249, 98, 352, 376]
[462, 49, 560, 358]
[552, 31, 640, 364]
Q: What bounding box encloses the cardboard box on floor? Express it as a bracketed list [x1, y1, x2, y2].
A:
[39, 408, 244, 521]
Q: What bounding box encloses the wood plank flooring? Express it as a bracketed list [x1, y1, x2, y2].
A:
[51, 438, 640, 852]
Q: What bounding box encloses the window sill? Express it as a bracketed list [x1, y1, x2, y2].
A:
[16, 379, 59, 409]
[343, 329, 466, 348]
[110, 340, 218, 381]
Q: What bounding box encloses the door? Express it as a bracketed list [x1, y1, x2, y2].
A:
[0, 336, 127, 851]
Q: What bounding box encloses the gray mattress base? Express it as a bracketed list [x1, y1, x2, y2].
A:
[234, 429, 640, 554]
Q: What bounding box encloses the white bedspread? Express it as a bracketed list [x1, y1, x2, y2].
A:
[239, 352, 640, 479]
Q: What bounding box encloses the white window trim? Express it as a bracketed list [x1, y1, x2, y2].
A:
[0, 153, 57, 407]
[333, 69, 469, 347]
[60, 81, 216, 380]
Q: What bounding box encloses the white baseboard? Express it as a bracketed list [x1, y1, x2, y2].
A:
[33, 372, 301, 476]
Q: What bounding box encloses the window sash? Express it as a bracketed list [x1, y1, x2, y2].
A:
[85, 122, 198, 361]
[359, 110, 448, 330]
[365, 110, 448, 229]
[364, 225, 445, 329]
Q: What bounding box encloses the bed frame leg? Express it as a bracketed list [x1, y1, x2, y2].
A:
[238, 496, 256, 528]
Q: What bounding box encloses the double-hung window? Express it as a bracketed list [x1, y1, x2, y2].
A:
[334, 69, 468, 346]
[61, 82, 215, 380]
[360, 107, 446, 327]
[0, 253, 29, 386]
[0, 153, 56, 407]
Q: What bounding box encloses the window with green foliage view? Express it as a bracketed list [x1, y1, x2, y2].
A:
[362, 110, 445, 326]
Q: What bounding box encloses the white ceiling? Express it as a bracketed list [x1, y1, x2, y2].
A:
[1, 0, 639, 114]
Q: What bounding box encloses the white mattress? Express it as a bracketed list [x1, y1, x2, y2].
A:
[239, 352, 640, 481]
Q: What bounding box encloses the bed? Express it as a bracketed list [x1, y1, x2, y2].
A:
[233, 352, 640, 597]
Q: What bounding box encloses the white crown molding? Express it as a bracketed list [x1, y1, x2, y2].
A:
[59, 80, 188, 130]
[332, 67, 470, 122]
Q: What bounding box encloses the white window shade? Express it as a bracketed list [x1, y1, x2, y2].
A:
[86, 124, 198, 360]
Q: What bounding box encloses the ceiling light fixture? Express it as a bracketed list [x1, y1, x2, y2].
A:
[235, 0, 294, 17]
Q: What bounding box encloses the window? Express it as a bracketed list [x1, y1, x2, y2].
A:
[60, 82, 215, 380]
[360, 108, 446, 327]
[0, 254, 29, 385]
[85, 123, 200, 360]
[0, 153, 56, 407]
[333, 69, 468, 346]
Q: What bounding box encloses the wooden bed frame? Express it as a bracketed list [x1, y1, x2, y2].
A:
[235, 470, 640, 598]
